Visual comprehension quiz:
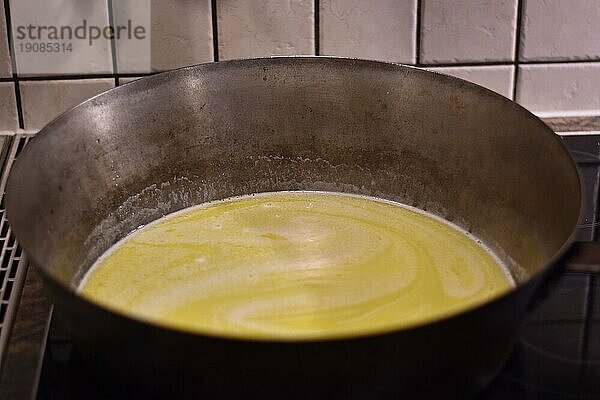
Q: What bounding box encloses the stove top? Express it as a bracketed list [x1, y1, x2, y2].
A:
[479, 272, 599, 399]
[35, 270, 600, 399]
[2, 130, 600, 399]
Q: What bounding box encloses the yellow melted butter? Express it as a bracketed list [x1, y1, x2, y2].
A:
[80, 191, 514, 340]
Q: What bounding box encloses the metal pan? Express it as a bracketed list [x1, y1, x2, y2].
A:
[5, 57, 581, 399]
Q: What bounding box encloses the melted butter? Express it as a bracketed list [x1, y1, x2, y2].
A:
[80, 191, 514, 340]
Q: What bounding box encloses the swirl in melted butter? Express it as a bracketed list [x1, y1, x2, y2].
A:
[80, 191, 514, 339]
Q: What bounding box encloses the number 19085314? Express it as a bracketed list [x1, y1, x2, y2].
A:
[18, 42, 73, 53]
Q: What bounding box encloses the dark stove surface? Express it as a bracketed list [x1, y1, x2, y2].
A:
[33, 134, 600, 399]
[478, 273, 600, 399]
[36, 271, 600, 400]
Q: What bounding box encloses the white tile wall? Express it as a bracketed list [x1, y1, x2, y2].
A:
[517, 63, 600, 117]
[319, 0, 416, 63]
[428, 65, 515, 99]
[20, 79, 114, 130]
[149, 0, 213, 71]
[10, 0, 113, 76]
[421, 0, 518, 64]
[520, 0, 600, 62]
[0, 1, 11, 78]
[114, 0, 213, 73]
[0, 82, 17, 130]
[0, 0, 598, 131]
[217, 0, 314, 60]
[111, 0, 150, 74]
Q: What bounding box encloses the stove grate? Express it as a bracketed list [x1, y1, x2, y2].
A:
[0, 133, 33, 367]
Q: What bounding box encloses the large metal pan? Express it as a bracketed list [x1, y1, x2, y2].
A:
[5, 57, 581, 399]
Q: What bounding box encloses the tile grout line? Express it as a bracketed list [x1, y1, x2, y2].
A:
[211, 0, 219, 61]
[106, 0, 119, 87]
[12, 81, 23, 130]
[512, 0, 524, 101]
[520, 58, 600, 65]
[415, 0, 422, 65]
[18, 74, 117, 81]
[420, 61, 514, 68]
[3, 0, 24, 129]
[5, 58, 598, 82]
[314, 0, 320, 56]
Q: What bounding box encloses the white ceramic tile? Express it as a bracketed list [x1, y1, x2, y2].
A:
[427, 65, 515, 99]
[421, 0, 518, 64]
[10, 0, 112, 76]
[218, 0, 314, 60]
[145, 0, 213, 71]
[20, 79, 114, 130]
[0, 82, 18, 130]
[118, 76, 145, 85]
[0, 2, 12, 77]
[319, 0, 416, 63]
[520, 0, 600, 61]
[111, 0, 151, 74]
[516, 63, 600, 117]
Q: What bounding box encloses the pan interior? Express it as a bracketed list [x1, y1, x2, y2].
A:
[5, 58, 581, 306]
[78, 190, 515, 340]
